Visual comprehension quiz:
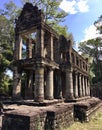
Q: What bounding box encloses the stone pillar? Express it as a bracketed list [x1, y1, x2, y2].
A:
[14, 33, 22, 60]
[34, 65, 44, 102]
[26, 38, 32, 58]
[87, 78, 90, 96]
[85, 77, 88, 96]
[19, 36, 22, 59]
[50, 34, 53, 60]
[86, 77, 88, 96]
[84, 77, 87, 96]
[79, 73, 82, 97]
[12, 67, 22, 100]
[82, 75, 85, 96]
[25, 71, 33, 99]
[45, 68, 54, 100]
[36, 26, 44, 57]
[74, 71, 78, 98]
[58, 72, 63, 99]
[65, 69, 74, 101]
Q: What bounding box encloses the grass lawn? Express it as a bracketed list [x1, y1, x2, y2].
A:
[65, 107, 102, 130]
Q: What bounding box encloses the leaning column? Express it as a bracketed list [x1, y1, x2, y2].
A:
[45, 68, 54, 100]
[34, 65, 44, 102]
[65, 68, 74, 101]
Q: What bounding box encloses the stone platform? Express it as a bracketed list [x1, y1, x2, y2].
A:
[65, 96, 90, 102]
[74, 97, 102, 122]
[1, 103, 74, 130]
[3, 99, 63, 106]
[1, 97, 102, 130]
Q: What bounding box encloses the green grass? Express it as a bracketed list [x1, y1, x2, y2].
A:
[64, 107, 102, 130]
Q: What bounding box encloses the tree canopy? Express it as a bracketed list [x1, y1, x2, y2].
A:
[0, 15, 14, 93]
[79, 16, 102, 84]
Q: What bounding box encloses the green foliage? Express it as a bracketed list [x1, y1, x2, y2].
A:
[94, 15, 102, 34]
[79, 38, 102, 60]
[79, 15, 102, 84]
[0, 15, 13, 72]
[0, 11, 14, 94]
[1, 1, 21, 25]
[0, 74, 12, 94]
[52, 23, 68, 37]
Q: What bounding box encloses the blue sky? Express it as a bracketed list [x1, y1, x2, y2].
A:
[0, 0, 102, 45]
[60, 0, 102, 45]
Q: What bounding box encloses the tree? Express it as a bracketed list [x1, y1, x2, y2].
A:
[0, 15, 14, 93]
[94, 15, 102, 34]
[79, 16, 102, 84]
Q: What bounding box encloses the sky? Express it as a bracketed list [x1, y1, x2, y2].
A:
[59, 0, 102, 46]
[0, 0, 102, 46]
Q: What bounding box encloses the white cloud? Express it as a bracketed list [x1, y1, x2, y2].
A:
[59, 0, 77, 14]
[82, 25, 101, 41]
[59, 0, 89, 14]
[77, 0, 89, 12]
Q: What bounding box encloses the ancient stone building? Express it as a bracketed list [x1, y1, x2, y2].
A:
[13, 3, 90, 102]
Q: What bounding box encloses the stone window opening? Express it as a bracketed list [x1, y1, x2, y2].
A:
[20, 31, 37, 59]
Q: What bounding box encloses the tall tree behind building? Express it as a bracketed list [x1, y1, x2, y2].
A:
[79, 15, 102, 84]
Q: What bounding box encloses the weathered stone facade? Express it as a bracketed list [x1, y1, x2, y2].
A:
[74, 97, 102, 122]
[13, 3, 90, 102]
[2, 104, 74, 130]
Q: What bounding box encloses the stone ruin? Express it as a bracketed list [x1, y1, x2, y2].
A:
[1, 3, 102, 130]
[13, 3, 90, 102]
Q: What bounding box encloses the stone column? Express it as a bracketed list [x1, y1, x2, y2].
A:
[85, 77, 88, 96]
[14, 33, 22, 60]
[45, 68, 54, 100]
[74, 71, 78, 98]
[79, 73, 82, 97]
[81, 75, 85, 96]
[25, 71, 33, 99]
[36, 26, 44, 57]
[65, 69, 74, 101]
[87, 78, 90, 96]
[50, 34, 53, 60]
[19, 35, 22, 59]
[12, 67, 22, 100]
[84, 77, 87, 96]
[82, 75, 85, 96]
[58, 72, 63, 99]
[34, 65, 44, 102]
[26, 38, 32, 58]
